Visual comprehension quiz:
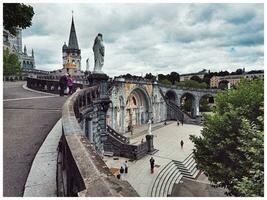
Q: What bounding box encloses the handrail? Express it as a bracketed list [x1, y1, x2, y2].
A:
[158, 87, 185, 122]
[158, 83, 220, 92]
[107, 125, 130, 144]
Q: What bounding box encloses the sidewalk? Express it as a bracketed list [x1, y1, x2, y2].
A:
[23, 119, 62, 197]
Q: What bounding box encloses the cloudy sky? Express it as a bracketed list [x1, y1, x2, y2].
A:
[23, 3, 264, 77]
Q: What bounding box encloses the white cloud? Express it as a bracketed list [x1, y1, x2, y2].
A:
[22, 3, 264, 77]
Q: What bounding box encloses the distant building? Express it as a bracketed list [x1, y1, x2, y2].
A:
[180, 69, 208, 81]
[3, 28, 35, 69]
[62, 15, 81, 71]
[210, 71, 264, 88]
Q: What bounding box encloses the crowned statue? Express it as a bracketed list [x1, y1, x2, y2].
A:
[93, 33, 105, 73]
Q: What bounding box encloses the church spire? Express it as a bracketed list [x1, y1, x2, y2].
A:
[68, 12, 79, 49]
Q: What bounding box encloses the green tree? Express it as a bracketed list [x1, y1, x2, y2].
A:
[190, 78, 264, 196]
[167, 72, 180, 85]
[176, 80, 208, 89]
[3, 48, 21, 76]
[144, 73, 156, 80]
[159, 79, 172, 85]
[199, 97, 211, 112]
[3, 3, 34, 35]
[190, 75, 202, 83]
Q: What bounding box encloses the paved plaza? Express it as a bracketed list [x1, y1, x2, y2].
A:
[104, 122, 203, 196]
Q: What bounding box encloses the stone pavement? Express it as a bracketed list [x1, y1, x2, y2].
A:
[3, 81, 67, 196]
[23, 119, 62, 197]
[104, 122, 202, 196]
[171, 177, 227, 197]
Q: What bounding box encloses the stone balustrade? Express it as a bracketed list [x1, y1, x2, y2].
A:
[57, 85, 138, 197]
[26, 77, 85, 94]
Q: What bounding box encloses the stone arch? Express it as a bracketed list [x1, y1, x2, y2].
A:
[199, 93, 215, 112]
[180, 92, 196, 118]
[125, 86, 152, 128]
[165, 90, 177, 103]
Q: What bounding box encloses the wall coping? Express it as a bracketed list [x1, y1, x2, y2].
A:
[61, 87, 138, 197]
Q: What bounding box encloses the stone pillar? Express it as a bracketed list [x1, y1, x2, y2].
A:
[146, 135, 154, 153]
[88, 73, 111, 154]
[193, 96, 200, 117]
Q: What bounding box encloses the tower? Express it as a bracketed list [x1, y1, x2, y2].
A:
[62, 13, 81, 71]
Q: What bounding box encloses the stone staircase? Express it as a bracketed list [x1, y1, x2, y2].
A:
[149, 153, 199, 197]
[173, 153, 199, 179]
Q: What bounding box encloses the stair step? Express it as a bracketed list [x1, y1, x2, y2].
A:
[167, 171, 182, 196]
[175, 173, 183, 184]
[151, 161, 173, 196]
[158, 165, 178, 197]
[154, 163, 177, 197]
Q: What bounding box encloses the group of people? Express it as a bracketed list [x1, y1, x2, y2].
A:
[59, 73, 75, 96]
[177, 119, 184, 126]
[117, 161, 128, 179]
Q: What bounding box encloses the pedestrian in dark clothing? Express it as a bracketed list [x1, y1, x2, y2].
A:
[117, 173, 121, 179]
[181, 119, 184, 126]
[59, 74, 68, 96]
[120, 166, 124, 174]
[164, 121, 167, 125]
[177, 120, 180, 126]
[124, 161, 128, 174]
[67, 74, 74, 95]
[180, 140, 184, 149]
[150, 157, 155, 174]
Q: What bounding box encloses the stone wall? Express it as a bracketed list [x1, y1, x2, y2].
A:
[107, 80, 167, 133]
[58, 85, 138, 197]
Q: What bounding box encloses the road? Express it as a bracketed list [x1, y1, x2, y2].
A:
[3, 81, 67, 197]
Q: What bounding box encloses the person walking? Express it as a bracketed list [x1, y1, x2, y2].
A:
[124, 161, 128, 174]
[177, 120, 180, 126]
[150, 157, 155, 174]
[67, 74, 74, 95]
[120, 165, 125, 180]
[180, 140, 184, 149]
[59, 74, 68, 96]
[181, 119, 184, 126]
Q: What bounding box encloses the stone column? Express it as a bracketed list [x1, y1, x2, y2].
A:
[146, 135, 154, 153]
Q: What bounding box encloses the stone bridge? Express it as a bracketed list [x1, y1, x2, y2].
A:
[107, 77, 219, 133]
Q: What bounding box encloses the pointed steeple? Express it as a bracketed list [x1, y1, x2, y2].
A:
[68, 13, 79, 49]
[24, 45, 27, 55]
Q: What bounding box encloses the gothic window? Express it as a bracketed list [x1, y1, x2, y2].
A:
[72, 60, 75, 64]
[132, 96, 137, 105]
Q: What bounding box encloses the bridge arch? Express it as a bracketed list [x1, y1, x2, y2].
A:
[165, 90, 178, 103]
[180, 92, 197, 118]
[199, 93, 215, 112]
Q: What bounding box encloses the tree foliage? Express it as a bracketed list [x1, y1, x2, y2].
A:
[190, 75, 202, 83]
[190, 78, 264, 196]
[3, 3, 34, 35]
[167, 72, 180, 85]
[3, 48, 21, 76]
[176, 80, 208, 89]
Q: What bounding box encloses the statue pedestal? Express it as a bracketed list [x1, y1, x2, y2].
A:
[146, 134, 154, 153]
[89, 73, 109, 99]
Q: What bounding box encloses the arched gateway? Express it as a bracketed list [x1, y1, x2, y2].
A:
[125, 87, 152, 128]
